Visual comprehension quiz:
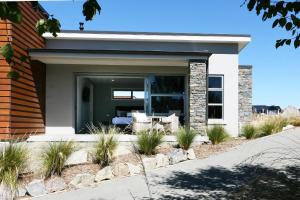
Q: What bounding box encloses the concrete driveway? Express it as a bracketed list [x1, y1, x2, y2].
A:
[33, 128, 300, 200]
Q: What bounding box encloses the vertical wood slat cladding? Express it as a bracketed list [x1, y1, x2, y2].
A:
[0, 2, 46, 139]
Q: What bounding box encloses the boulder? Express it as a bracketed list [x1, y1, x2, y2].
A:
[155, 154, 169, 167]
[65, 149, 88, 166]
[26, 179, 47, 197]
[113, 163, 129, 177]
[186, 148, 196, 160]
[127, 163, 141, 175]
[69, 173, 95, 188]
[95, 166, 113, 182]
[45, 177, 66, 193]
[283, 124, 295, 131]
[142, 157, 157, 171]
[16, 185, 27, 197]
[168, 149, 187, 165]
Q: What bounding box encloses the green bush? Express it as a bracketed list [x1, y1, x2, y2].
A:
[241, 124, 257, 139]
[137, 130, 164, 155]
[288, 117, 300, 127]
[273, 117, 288, 133]
[207, 126, 230, 145]
[94, 134, 118, 166]
[259, 122, 275, 137]
[42, 141, 75, 178]
[0, 143, 28, 193]
[176, 127, 197, 150]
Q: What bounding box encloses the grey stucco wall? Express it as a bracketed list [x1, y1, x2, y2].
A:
[238, 65, 252, 129]
[189, 61, 207, 134]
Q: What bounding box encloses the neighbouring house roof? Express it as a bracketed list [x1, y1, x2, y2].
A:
[253, 105, 282, 113]
[42, 30, 251, 52]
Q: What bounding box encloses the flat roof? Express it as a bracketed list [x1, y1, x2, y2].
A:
[43, 30, 251, 52]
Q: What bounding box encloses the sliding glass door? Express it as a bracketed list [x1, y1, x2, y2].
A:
[145, 75, 186, 122]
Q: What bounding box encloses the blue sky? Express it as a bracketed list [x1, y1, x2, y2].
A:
[41, 0, 300, 108]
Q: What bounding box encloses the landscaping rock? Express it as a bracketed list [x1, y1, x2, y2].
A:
[142, 157, 157, 171]
[26, 179, 47, 197]
[113, 163, 129, 177]
[95, 166, 113, 182]
[45, 177, 66, 193]
[186, 148, 196, 160]
[17, 185, 27, 197]
[283, 124, 294, 131]
[168, 149, 187, 165]
[69, 173, 95, 188]
[65, 149, 88, 166]
[127, 163, 141, 175]
[155, 154, 169, 167]
[0, 184, 13, 200]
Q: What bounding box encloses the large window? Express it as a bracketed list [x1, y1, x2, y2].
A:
[147, 76, 185, 116]
[208, 75, 223, 119]
[112, 89, 144, 100]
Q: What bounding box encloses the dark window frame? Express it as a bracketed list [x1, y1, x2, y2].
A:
[208, 75, 224, 119]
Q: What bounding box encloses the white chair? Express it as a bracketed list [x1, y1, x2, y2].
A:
[132, 112, 152, 133]
[161, 113, 179, 133]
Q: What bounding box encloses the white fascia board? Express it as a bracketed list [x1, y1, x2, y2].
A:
[43, 32, 251, 51]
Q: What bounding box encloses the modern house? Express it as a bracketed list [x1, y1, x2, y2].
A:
[0, 2, 252, 139]
[252, 105, 282, 115]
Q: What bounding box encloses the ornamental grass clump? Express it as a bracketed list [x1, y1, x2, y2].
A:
[137, 130, 164, 155]
[93, 134, 118, 167]
[42, 141, 75, 178]
[288, 117, 300, 127]
[0, 143, 28, 193]
[207, 126, 230, 145]
[273, 117, 288, 133]
[259, 121, 276, 137]
[241, 124, 257, 139]
[176, 127, 197, 150]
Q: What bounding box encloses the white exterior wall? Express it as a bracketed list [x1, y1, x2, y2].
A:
[44, 38, 242, 137]
[208, 54, 239, 137]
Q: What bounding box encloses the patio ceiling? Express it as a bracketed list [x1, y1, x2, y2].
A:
[29, 49, 211, 66]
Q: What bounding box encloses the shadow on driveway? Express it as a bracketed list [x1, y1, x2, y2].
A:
[157, 164, 300, 200]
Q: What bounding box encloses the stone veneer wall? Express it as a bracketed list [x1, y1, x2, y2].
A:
[189, 60, 208, 133]
[238, 65, 253, 128]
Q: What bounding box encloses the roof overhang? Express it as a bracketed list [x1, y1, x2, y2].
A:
[29, 49, 211, 66]
[43, 31, 251, 52]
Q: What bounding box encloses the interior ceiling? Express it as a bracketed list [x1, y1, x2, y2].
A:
[87, 76, 144, 84]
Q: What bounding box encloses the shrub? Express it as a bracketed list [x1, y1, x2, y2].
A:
[273, 117, 288, 133]
[137, 130, 164, 155]
[241, 124, 257, 139]
[93, 134, 118, 166]
[0, 143, 28, 193]
[207, 126, 230, 145]
[288, 117, 300, 127]
[42, 141, 75, 178]
[176, 127, 197, 150]
[259, 122, 275, 137]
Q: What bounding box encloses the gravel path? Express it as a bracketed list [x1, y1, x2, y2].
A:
[33, 128, 300, 200]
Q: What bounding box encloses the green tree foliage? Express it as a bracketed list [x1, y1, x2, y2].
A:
[244, 0, 300, 48]
[0, 1, 101, 78]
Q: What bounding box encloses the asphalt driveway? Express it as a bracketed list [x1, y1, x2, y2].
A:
[33, 128, 300, 200]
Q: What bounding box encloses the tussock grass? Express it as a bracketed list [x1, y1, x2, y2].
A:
[176, 127, 197, 150]
[0, 143, 28, 193]
[93, 134, 118, 166]
[42, 141, 75, 178]
[242, 124, 257, 139]
[207, 126, 230, 145]
[137, 130, 164, 155]
[288, 117, 300, 127]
